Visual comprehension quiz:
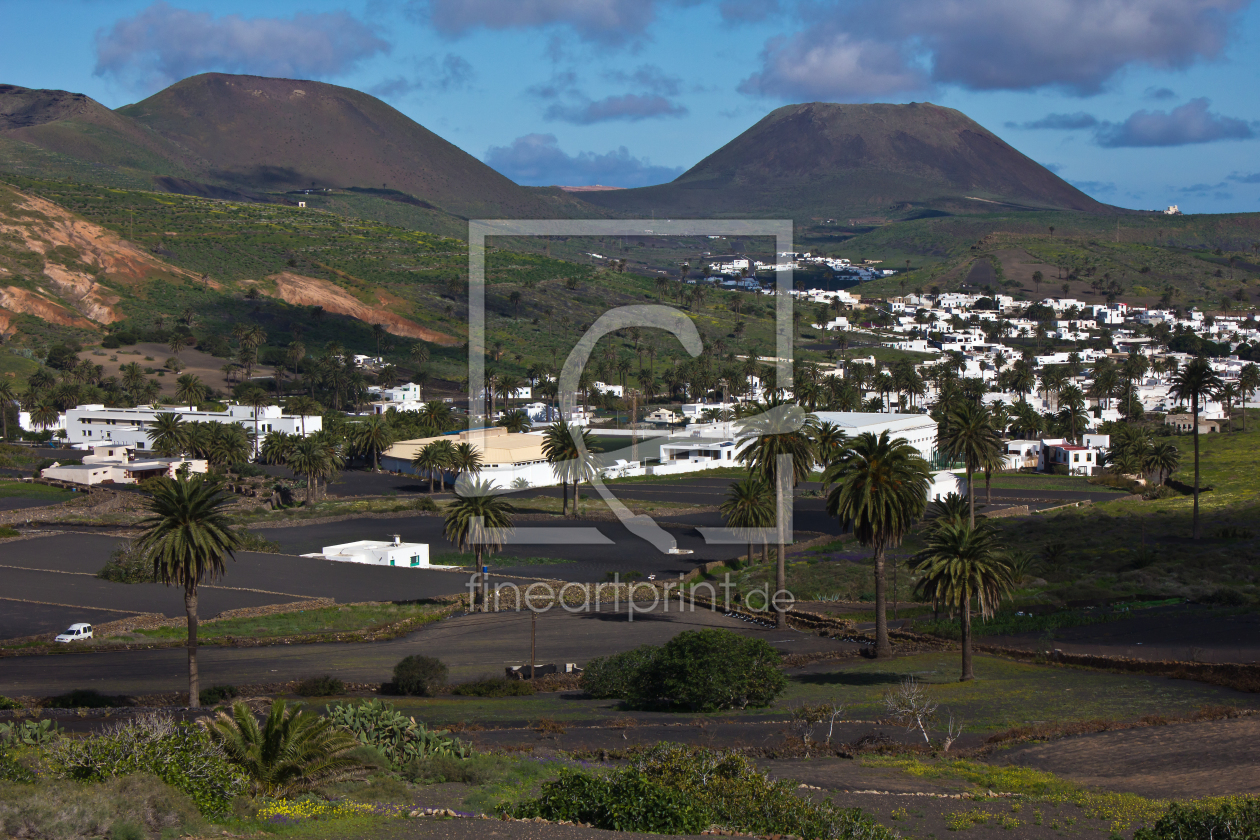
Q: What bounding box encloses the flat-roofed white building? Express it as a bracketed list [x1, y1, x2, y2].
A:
[811, 411, 938, 461]
[319, 536, 431, 568]
[64, 404, 322, 453]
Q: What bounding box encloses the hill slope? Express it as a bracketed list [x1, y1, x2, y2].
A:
[575, 102, 1114, 222]
[0, 75, 565, 222]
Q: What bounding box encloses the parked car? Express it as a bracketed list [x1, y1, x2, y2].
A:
[54, 623, 92, 643]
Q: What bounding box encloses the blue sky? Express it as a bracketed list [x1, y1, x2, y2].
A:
[4, 0, 1260, 213]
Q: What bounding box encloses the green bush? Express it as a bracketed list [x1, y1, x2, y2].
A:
[97, 542, 155, 584]
[581, 645, 657, 700]
[1134, 798, 1260, 839]
[451, 677, 535, 697]
[199, 685, 238, 706]
[325, 699, 469, 768]
[0, 696, 20, 711]
[413, 496, 438, 512]
[295, 675, 345, 697]
[0, 526, 18, 539]
[511, 767, 709, 833]
[581, 629, 786, 711]
[510, 745, 894, 839]
[0, 774, 201, 839]
[45, 690, 128, 709]
[234, 529, 281, 552]
[393, 655, 448, 697]
[0, 749, 35, 782]
[403, 753, 509, 785]
[48, 713, 247, 816]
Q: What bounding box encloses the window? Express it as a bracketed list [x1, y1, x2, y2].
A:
[410, 555, 420, 567]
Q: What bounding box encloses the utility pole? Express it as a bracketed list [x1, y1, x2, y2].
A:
[630, 389, 639, 463]
[530, 611, 536, 680]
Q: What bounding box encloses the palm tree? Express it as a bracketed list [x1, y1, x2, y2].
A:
[175, 374, 208, 406]
[205, 422, 252, 469]
[207, 699, 367, 796]
[287, 436, 328, 503]
[285, 396, 321, 436]
[498, 409, 532, 433]
[542, 420, 578, 516]
[1056, 384, 1087, 443]
[417, 400, 456, 435]
[1169, 357, 1223, 539]
[31, 399, 60, 433]
[939, 402, 1001, 527]
[720, 476, 775, 564]
[443, 479, 515, 608]
[355, 414, 395, 472]
[912, 520, 1012, 682]
[412, 441, 449, 493]
[149, 413, 189, 456]
[137, 476, 241, 707]
[1144, 440, 1180, 486]
[825, 431, 931, 658]
[738, 398, 818, 628]
[0, 380, 14, 442]
[449, 441, 483, 484]
[259, 431, 295, 466]
[1240, 363, 1260, 432]
[1219, 382, 1239, 432]
[238, 385, 270, 456]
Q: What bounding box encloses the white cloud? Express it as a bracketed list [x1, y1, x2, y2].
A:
[483, 134, 683, 186]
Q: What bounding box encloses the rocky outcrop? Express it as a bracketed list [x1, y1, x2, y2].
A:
[266, 271, 459, 344]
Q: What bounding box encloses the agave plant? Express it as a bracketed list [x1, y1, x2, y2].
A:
[206, 700, 367, 797]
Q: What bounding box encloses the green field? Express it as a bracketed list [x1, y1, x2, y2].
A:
[131, 602, 446, 643]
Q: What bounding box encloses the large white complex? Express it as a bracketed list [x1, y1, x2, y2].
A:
[62, 404, 322, 452]
[382, 427, 555, 489]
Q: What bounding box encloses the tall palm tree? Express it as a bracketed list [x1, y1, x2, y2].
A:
[824, 431, 931, 658]
[175, 374, 208, 406]
[412, 440, 451, 493]
[1144, 440, 1180, 486]
[542, 420, 578, 516]
[1055, 384, 1087, 443]
[137, 476, 241, 707]
[1239, 363, 1260, 432]
[287, 436, 327, 503]
[285, 396, 321, 436]
[738, 398, 818, 628]
[417, 400, 456, 435]
[912, 519, 1012, 682]
[720, 476, 775, 564]
[0, 380, 14, 442]
[31, 399, 60, 433]
[259, 431, 295, 466]
[1169, 357, 1223, 539]
[149, 413, 189, 456]
[449, 441, 484, 484]
[238, 385, 270, 456]
[939, 402, 1001, 527]
[443, 478, 515, 609]
[355, 414, 395, 472]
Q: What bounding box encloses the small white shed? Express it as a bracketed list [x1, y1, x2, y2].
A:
[320, 536, 430, 568]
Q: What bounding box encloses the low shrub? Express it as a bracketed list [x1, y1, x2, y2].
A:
[234, 529, 281, 553]
[1134, 798, 1260, 839]
[325, 699, 470, 768]
[451, 677, 535, 697]
[413, 496, 438, 512]
[0, 773, 202, 839]
[581, 628, 786, 711]
[199, 685, 238, 705]
[48, 712, 247, 816]
[97, 542, 155, 584]
[509, 744, 894, 839]
[0, 719, 62, 746]
[393, 655, 448, 697]
[403, 753, 509, 785]
[0, 696, 20, 711]
[45, 690, 129, 709]
[0, 749, 35, 782]
[294, 675, 346, 697]
[581, 645, 657, 700]
[0, 526, 17, 539]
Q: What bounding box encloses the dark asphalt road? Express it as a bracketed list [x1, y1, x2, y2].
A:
[0, 603, 123, 640]
[0, 602, 838, 697]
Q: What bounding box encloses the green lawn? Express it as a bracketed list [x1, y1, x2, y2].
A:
[970, 473, 1127, 492]
[131, 602, 447, 643]
[0, 480, 75, 500]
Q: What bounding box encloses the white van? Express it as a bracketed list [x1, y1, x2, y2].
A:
[54, 623, 93, 643]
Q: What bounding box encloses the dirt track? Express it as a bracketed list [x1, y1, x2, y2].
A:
[998, 716, 1260, 799]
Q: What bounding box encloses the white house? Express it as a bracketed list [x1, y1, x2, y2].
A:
[318, 536, 432, 568]
[41, 445, 207, 486]
[811, 411, 938, 461]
